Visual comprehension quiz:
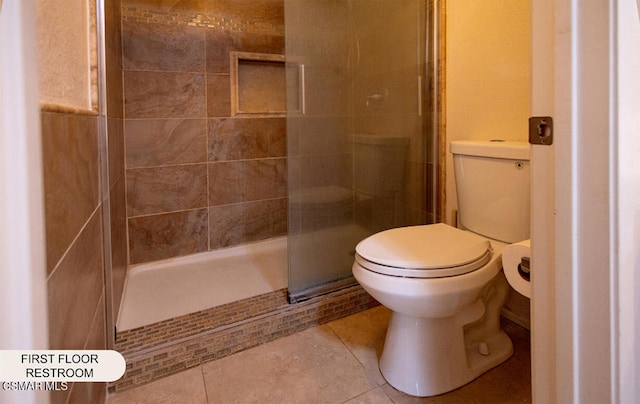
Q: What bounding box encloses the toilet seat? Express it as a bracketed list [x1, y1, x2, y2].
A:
[355, 223, 492, 278]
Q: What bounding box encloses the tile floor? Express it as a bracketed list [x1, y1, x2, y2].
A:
[107, 306, 531, 404]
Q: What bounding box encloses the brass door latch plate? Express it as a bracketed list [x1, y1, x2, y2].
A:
[529, 116, 553, 145]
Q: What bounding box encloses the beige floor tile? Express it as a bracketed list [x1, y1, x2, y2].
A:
[327, 305, 392, 386]
[340, 308, 532, 404]
[381, 354, 531, 404]
[201, 325, 377, 403]
[344, 386, 394, 404]
[107, 367, 207, 404]
[502, 320, 531, 366]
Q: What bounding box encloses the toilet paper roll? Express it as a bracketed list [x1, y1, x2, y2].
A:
[503, 239, 531, 298]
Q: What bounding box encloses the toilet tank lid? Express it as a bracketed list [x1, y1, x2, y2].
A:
[450, 140, 530, 160]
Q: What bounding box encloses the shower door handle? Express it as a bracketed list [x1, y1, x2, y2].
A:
[299, 63, 306, 115]
[418, 75, 422, 116]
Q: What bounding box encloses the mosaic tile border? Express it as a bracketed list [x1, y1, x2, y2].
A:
[110, 285, 378, 392]
[122, 6, 284, 35]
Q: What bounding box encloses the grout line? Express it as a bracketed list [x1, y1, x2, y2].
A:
[200, 365, 210, 404]
[329, 323, 370, 375]
[47, 203, 102, 282]
[126, 196, 287, 220]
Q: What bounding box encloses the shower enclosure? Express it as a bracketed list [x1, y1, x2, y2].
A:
[285, 0, 439, 301]
[105, 0, 439, 348]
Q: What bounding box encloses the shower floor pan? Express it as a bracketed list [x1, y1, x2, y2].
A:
[117, 237, 288, 331]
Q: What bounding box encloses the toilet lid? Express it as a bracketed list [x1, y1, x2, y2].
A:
[355, 223, 492, 278]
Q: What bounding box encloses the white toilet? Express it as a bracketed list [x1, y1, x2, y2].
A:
[352, 140, 530, 397]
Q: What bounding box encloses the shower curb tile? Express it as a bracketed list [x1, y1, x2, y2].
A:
[144, 364, 159, 372]
[136, 374, 152, 385]
[110, 285, 378, 393]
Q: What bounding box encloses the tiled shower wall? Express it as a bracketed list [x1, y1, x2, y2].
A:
[39, 0, 125, 402]
[41, 110, 106, 404]
[122, 0, 287, 265]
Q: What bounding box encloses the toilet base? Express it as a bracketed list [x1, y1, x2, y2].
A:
[379, 309, 513, 397]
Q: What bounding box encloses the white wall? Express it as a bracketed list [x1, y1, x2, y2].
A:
[0, 1, 49, 403]
[444, 0, 532, 224]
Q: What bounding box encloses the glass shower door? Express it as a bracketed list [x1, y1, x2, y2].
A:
[286, 0, 436, 302]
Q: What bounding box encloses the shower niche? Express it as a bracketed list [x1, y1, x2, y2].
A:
[230, 52, 286, 117]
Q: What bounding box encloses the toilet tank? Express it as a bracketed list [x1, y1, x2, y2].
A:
[353, 134, 409, 196]
[451, 140, 530, 243]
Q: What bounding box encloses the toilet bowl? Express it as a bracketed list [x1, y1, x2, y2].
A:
[352, 140, 530, 397]
[353, 224, 512, 397]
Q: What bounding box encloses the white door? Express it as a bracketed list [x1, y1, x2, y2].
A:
[530, 1, 640, 402]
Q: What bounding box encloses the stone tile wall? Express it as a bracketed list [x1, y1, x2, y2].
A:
[122, 0, 287, 265]
[41, 109, 107, 404]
